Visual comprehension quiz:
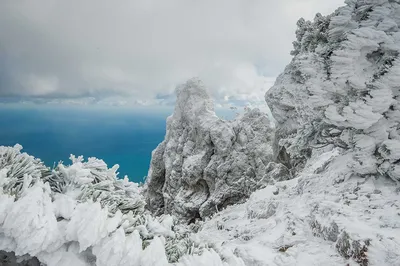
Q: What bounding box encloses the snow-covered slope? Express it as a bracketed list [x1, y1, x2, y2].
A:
[145, 78, 289, 222]
[191, 146, 400, 265]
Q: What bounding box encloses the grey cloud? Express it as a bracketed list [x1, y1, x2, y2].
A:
[0, 0, 344, 103]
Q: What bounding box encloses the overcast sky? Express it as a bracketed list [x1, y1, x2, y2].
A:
[0, 0, 344, 106]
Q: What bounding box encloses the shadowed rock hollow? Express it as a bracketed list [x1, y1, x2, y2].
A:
[0, 251, 40, 266]
[144, 78, 289, 222]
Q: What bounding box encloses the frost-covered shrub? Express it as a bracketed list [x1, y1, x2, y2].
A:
[0, 145, 230, 266]
[45, 155, 146, 215]
[0, 144, 51, 198]
[291, 13, 334, 56]
[335, 232, 370, 266]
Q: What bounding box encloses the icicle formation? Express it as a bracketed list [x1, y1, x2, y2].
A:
[266, 0, 400, 180]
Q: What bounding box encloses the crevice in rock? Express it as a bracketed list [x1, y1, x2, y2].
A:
[0, 251, 42, 266]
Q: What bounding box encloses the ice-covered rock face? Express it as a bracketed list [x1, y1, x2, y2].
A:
[266, 0, 400, 178]
[145, 78, 289, 222]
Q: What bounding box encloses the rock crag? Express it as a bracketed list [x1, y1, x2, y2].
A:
[144, 78, 289, 222]
[266, 0, 400, 177]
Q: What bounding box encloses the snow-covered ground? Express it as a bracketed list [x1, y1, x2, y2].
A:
[193, 147, 400, 265]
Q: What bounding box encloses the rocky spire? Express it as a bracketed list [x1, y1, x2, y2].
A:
[144, 78, 289, 222]
[266, 0, 400, 179]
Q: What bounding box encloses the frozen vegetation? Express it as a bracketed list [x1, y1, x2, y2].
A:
[1, 0, 400, 265]
[0, 145, 238, 265]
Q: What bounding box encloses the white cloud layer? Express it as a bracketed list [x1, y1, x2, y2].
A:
[0, 0, 344, 105]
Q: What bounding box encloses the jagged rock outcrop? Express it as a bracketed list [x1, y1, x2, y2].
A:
[144, 78, 289, 222]
[246, 0, 400, 264]
[266, 0, 400, 178]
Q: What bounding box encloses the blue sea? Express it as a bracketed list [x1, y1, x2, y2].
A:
[0, 105, 235, 183]
[0, 105, 172, 183]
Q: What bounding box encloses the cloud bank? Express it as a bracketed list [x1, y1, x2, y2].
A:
[0, 0, 344, 106]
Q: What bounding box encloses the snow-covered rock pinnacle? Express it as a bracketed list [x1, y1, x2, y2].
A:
[266, 0, 400, 178]
[144, 78, 289, 222]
